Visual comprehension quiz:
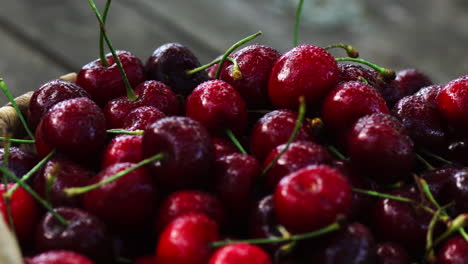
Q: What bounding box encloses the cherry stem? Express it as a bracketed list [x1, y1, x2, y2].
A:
[358, 76, 369, 84]
[335, 57, 396, 80]
[262, 96, 306, 176]
[425, 204, 452, 263]
[0, 166, 68, 226]
[106, 129, 144, 135]
[215, 31, 262, 80]
[210, 221, 340, 248]
[416, 153, 435, 170]
[186, 57, 242, 80]
[0, 79, 35, 139]
[45, 163, 60, 204]
[0, 137, 35, 144]
[419, 148, 453, 165]
[225, 128, 247, 154]
[434, 214, 468, 246]
[86, 0, 137, 101]
[327, 145, 349, 161]
[64, 153, 165, 197]
[1, 132, 15, 235]
[293, 0, 305, 46]
[324, 43, 359, 58]
[99, 0, 112, 67]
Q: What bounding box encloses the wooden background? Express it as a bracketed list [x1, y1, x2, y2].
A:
[1, 0, 468, 104]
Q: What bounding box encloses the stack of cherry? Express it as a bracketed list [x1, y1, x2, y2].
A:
[2, 39, 468, 264]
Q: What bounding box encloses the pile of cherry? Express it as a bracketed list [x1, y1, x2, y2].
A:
[1, 38, 468, 264]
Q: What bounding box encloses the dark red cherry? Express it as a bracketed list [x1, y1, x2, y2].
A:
[28, 250, 94, 264]
[274, 165, 351, 233]
[445, 168, 468, 214]
[83, 162, 157, 227]
[338, 64, 383, 90]
[132, 255, 155, 264]
[142, 117, 214, 189]
[34, 157, 94, 207]
[155, 213, 219, 264]
[122, 106, 166, 131]
[421, 165, 459, 203]
[76, 50, 145, 106]
[155, 190, 226, 233]
[35, 120, 54, 159]
[0, 184, 39, 244]
[376, 242, 411, 264]
[35, 207, 112, 261]
[446, 136, 468, 166]
[212, 137, 238, 159]
[209, 243, 272, 264]
[347, 113, 415, 184]
[437, 76, 468, 131]
[219, 44, 281, 108]
[28, 80, 90, 130]
[0, 147, 38, 183]
[393, 69, 432, 97]
[104, 80, 179, 129]
[101, 135, 143, 168]
[263, 141, 333, 191]
[414, 84, 443, 105]
[36, 97, 106, 160]
[437, 235, 468, 264]
[249, 195, 280, 240]
[146, 43, 209, 96]
[268, 44, 339, 109]
[250, 110, 315, 161]
[186, 80, 247, 135]
[322, 81, 389, 133]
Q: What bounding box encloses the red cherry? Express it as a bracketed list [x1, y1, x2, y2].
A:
[268, 44, 339, 109]
[274, 165, 351, 233]
[212, 137, 238, 159]
[0, 147, 38, 183]
[28, 250, 94, 264]
[208, 243, 272, 264]
[122, 106, 166, 131]
[437, 76, 468, 131]
[376, 242, 412, 264]
[131, 255, 155, 264]
[437, 235, 468, 264]
[101, 135, 143, 168]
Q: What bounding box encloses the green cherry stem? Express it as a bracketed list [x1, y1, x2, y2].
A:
[210, 221, 340, 248]
[106, 129, 144, 135]
[45, 163, 60, 204]
[215, 31, 262, 80]
[225, 128, 247, 155]
[416, 153, 435, 170]
[99, 0, 112, 67]
[293, 0, 305, 46]
[0, 79, 35, 139]
[335, 57, 396, 80]
[262, 96, 306, 176]
[86, 0, 137, 101]
[434, 214, 468, 246]
[358, 76, 369, 84]
[0, 137, 35, 144]
[326, 145, 349, 161]
[419, 148, 453, 165]
[425, 204, 452, 263]
[64, 153, 165, 197]
[186, 57, 241, 79]
[324, 43, 359, 58]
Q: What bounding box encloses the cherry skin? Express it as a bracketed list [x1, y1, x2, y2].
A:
[347, 113, 415, 184]
[445, 168, 468, 214]
[142, 117, 215, 190]
[155, 213, 220, 264]
[212, 137, 238, 159]
[437, 235, 468, 264]
[146, 43, 209, 96]
[27, 250, 95, 264]
[209, 243, 272, 264]
[76, 50, 145, 106]
[249, 195, 280, 240]
[122, 106, 166, 131]
[155, 190, 226, 233]
[268, 44, 339, 109]
[104, 80, 180, 129]
[186, 80, 247, 135]
[321, 81, 389, 133]
[376, 242, 411, 264]
[437, 76, 468, 131]
[219, 44, 281, 108]
[393, 69, 433, 98]
[263, 141, 333, 191]
[0, 147, 38, 183]
[83, 162, 157, 228]
[35, 207, 112, 262]
[131, 255, 155, 264]
[274, 165, 351, 233]
[414, 84, 443, 105]
[250, 109, 315, 161]
[101, 135, 143, 168]
[28, 80, 90, 130]
[338, 64, 383, 89]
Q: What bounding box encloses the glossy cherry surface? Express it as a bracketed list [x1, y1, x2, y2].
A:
[437, 235, 468, 264]
[27, 250, 95, 264]
[208, 243, 272, 264]
[101, 135, 143, 168]
[0, 147, 38, 183]
[376, 242, 411, 264]
[122, 106, 166, 131]
[212, 137, 238, 159]
[437, 76, 468, 131]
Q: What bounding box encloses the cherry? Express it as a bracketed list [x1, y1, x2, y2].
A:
[132, 255, 155, 264]
[34, 157, 95, 207]
[0, 147, 38, 183]
[321, 80, 389, 133]
[209, 243, 272, 264]
[27, 250, 94, 264]
[76, 50, 145, 106]
[155, 213, 219, 264]
[249, 195, 280, 240]
[274, 165, 351, 233]
[414, 84, 443, 105]
[262, 141, 333, 191]
[268, 44, 339, 109]
[35, 207, 112, 262]
[437, 235, 468, 264]
[28, 80, 90, 130]
[219, 44, 281, 108]
[104, 80, 180, 129]
[142, 117, 214, 189]
[338, 64, 383, 89]
[250, 110, 315, 161]
[347, 113, 415, 184]
[35, 97, 106, 160]
[446, 136, 468, 166]
[186, 80, 247, 135]
[101, 135, 143, 168]
[393, 69, 433, 98]
[421, 165, 459, 203]
[445, 168, 468, 214]
[155, 190, 226, 233]
[212, 137, 238, 159]
[437, 76, 468, 131]
[83, 162, 157, 228]
[376, 242, 411, 264]
[146, 43, 209, 96]
[122, 106, 166, 131]
[0, 184, 39, 244]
